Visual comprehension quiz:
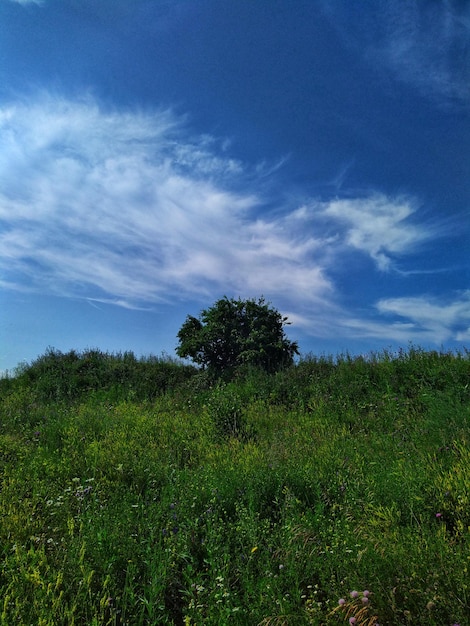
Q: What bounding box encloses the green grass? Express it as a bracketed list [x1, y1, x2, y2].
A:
[0, 347, 469, 624]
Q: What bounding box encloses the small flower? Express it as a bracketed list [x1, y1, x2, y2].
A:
[278, 564, 284, 570]
[338, 598, 346, 605]
[350, 590, 359, 599]
[362, 590, 370, 597]
[362, 596, 369, 604]
[435, 512, 442, 518]
[349, 618, 357, 625]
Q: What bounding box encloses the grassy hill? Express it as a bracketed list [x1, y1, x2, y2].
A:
[0, 347, 469, 625]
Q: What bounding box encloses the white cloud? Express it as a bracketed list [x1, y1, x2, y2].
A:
[6, 0, 43, 5]
[319, 194, 433, 271]
[376, 292, 470, 343]
[289, 289, 470, 347]
[321, 0, 470, 106]
[338, 317, 428, 344]
[456, 328, 470, 342]
[289, 292, 470, 347]
[1, 93, 460, 349]
[0, 94, 333, 311]
[380, 1, 470, 105]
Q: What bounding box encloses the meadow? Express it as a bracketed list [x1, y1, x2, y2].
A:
[0, 346, 469, 625]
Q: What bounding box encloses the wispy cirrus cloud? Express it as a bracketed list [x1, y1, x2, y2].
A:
[293, 292, 470, 346]
[6, 0, 44, 5]
[376, 293, 470, 344]
[322, 0, 470, 106]
[319, 194, 436, 271]
[0, 93, 463, 346]
[0, 94, 333, 311]
[379, 1, 470, 105]
[278, 194, 437, 272]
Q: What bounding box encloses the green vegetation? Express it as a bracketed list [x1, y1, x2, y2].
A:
[0, 346, 469, 625]
[176, 297, 299, 375]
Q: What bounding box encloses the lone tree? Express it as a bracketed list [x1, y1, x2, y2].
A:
[176, 296, 299, 375]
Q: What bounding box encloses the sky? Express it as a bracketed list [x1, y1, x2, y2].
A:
[0, 0, 469, 373]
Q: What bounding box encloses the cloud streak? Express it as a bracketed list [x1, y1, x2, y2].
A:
[0, 95, 333, 310]
[380, 1, 470, 105]
[376, 293, 470, 344]
[322, 0, 470, 107]
[6, 0, 44, 5]
[0, 93, 465, 346]
[319, 194, 435, 271]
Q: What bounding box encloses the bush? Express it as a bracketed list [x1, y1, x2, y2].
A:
[6, 348, 197, 403]
[176, 296, 299, 376]
[206, 384, 246, 439]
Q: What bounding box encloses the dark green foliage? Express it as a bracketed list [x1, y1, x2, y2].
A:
[206, 383, 246, 439]
[176, 296, 299, 376]
[1, 347, 197, 403]
[0, 345, 469, 624]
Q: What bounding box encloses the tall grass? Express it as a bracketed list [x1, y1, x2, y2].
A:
[0, 347, 468, 624]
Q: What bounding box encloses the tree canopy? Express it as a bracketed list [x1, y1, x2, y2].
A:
[176, 296, 299, 375]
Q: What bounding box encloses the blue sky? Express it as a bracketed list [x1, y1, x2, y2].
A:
[1, 0, 469, 373]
